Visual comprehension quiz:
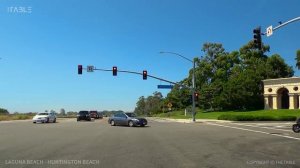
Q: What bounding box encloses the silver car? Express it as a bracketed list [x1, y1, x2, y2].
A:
[108, 112, 147, 127]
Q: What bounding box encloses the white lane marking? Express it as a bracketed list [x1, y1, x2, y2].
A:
[0, 120, 31, 123]
[254, 122, 293, 125]
[0, 121, 13, 123]
[229, 122, 292, 132]
[207, 123, 300, 141]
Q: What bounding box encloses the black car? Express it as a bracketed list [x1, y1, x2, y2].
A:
[77, 111, 91, 121]
[108, 112, 147, 127]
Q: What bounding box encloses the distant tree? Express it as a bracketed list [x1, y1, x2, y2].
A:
[67, 111, 77, 116]
[266, 54, 293, 78]
[134, 96, 146, 116]
[134, 92, 164, 116]
[0, 108, 9, 115]
[60, 108, 66, 116]
[296, 50, 300, 69]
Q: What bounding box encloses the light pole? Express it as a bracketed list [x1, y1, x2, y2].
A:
[160, 51, 196, 122]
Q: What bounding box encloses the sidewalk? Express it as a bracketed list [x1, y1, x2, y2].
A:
[149, 117, 232, 123]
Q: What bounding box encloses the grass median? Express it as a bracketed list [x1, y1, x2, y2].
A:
[153, 109, 300, 121]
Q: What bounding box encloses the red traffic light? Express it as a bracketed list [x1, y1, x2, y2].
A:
[194, 92, 199, 101]
[143, 70, 147, 80]
[78, 65, 82, 75]
[113, 66, 117, 76]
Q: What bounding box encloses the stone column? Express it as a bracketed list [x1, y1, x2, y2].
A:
[277, 95, 282, 109]
[289, 94, 295, 109]
[272, 96, 277, 110]
[264, 96, 269, 110]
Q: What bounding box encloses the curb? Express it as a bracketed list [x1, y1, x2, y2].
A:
[149, 117, 233, 123]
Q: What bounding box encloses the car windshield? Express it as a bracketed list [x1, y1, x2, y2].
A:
[79, 111, 89, 114]
[37, 113, 48, 115]
[125, 113, 137, 117]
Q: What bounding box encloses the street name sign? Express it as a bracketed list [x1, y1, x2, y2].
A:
[87, 65, 94, 72]
[157, 85, 174, 89]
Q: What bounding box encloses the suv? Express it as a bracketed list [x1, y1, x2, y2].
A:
[77, 111, 91, 121]
[90, 110, 99, 119]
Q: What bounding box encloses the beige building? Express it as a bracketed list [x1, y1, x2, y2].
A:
[263, 77, 300, 110]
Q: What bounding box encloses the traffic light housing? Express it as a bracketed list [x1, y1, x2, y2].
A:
[253, 27, 262, 50]
[113, 66, 117, 76]
[143, 70, 147, 80]
[78, 65, 82, 75]
[194, 92, 199, 101]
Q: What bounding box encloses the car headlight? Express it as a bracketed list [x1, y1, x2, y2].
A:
[132, 118, 139, 122]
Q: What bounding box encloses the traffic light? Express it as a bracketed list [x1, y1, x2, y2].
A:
[143, 70, 147, 80]
[113, 66, 117, 76]
[78, 65, 82, 75]
[194, 92, 199, 101]
[253, 27, 262, 50]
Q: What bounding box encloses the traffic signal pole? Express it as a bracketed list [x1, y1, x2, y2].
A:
[262, 16, 300, 35]
[87, 67, 190, 89]
[192, 60, 196, 122]
[159, 51, 197, 122]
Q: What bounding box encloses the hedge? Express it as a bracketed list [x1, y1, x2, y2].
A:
[217, 114, 297, 121]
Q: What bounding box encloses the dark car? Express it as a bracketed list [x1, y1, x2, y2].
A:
[77, 111, 91, 121]
[89, 110, 99, 119]
[97, 112, 103, 119]
[292, 117, 300, 133]
[108, 112, 147, 127]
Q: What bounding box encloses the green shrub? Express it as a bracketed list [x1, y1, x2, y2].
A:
[0, 115, 10, 121]
[218, 114, 296, 121]
[13, 115, 31, 120]
[277, 116, 297, 121]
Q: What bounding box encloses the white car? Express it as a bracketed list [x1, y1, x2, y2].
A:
[33, 112, 56, 123]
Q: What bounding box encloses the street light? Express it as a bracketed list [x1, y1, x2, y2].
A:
[160, 51, 196, 122]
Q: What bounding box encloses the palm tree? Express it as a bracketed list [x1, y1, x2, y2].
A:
[296, 50, 300, 69]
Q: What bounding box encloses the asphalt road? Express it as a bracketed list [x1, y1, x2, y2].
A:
[0, 118, 299, 168]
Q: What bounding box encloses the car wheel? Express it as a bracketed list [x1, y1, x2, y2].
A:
[77, 118, 80, 122]
[128, 121, 134, 127]
[140, 124, 145, 127]
[33, 122, 36, 124]
[46, 118, 49, 123]
[53, 118, 56, 123]
[292, 124, 300, 133]
[111, 120, 115, 126]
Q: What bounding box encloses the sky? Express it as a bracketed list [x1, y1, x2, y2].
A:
[0, 0, 299, 113]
